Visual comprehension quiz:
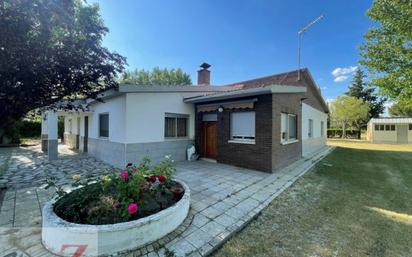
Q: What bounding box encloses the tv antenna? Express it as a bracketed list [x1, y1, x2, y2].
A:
[297, 15, 324, 80]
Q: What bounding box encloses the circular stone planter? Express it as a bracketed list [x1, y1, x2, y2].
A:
[42, 180, 190, 257]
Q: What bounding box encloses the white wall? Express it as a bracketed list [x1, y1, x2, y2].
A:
[302, 103, 327, 157]
[125, 93, 196, 143]
[88, 95, 127, 143]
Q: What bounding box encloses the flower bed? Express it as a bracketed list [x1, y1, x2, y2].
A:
[42, 156, 190, 256]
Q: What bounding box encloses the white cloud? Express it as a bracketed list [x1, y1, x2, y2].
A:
[333, 75, 348, 82]
[331, 66, 357, 82]
[331, 66, 358, 77]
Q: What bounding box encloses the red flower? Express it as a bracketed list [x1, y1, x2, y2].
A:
[120, 170, 129, 180]
[149, 176, 157, 183]
[127, 203, 138, 214]
[158, 175, 167, 183]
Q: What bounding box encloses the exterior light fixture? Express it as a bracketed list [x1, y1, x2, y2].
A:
[218, 107, 224, 113]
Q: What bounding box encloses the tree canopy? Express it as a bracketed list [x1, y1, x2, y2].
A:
[345, 68, 385, 119]
[119, 67, 192, 86]
[360, 0, 412, 108]
[389, 102, 412, 117]
[330, 96, 370, 137]
[0, 0, 126, 127]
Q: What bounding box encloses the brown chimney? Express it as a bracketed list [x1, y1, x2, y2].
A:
[197, 63, 211, 85]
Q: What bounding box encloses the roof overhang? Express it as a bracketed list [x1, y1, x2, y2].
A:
[368, 118, 412, 124]
[183, 85, 306, 103]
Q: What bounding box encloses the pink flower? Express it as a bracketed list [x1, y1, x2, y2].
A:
[127, 203, 138, 214]
[113, 201, 120, 209]
[158, 175, 167, 183]
[149, 176, 157, 183]
[120, 170, 129, 180]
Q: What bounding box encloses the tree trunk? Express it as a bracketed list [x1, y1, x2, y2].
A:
[342, 123, 346, 139]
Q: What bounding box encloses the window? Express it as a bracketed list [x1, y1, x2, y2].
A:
[230, 111, 255, 141]
[281, 113, 297, 143]
[99, 113, 109, 138]
[380, 124, 384, 131]
[409, 124, 412, 130]
[321, 121, 324, 137]
[385, 125, 390, 131]
[308, 119, 313, 138]
[165, 113, 188, 138]
[390, 125, 396, 131]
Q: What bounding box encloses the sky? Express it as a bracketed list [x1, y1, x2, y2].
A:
[89, 0, 375, 102]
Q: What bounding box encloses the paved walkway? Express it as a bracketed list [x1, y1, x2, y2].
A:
[1, 144, 113, 189]
[0, 145, 334, 257]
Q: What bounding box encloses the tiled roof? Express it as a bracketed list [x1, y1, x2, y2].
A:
[224, 69, 307, 89]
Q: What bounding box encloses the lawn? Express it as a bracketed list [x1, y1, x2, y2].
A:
[213, 141, 412, 257]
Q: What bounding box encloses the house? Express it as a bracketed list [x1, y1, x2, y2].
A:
[366, 118, 412, 144]
[41, 64, 328, 172]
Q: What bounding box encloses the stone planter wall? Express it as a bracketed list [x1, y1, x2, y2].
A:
[41, 180, 190, 257]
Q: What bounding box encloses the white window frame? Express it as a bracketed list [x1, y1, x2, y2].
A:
[308, 119, 313, 138]
[321, 121, 324, 137]
[229, 111, 256, 144]
[164, 113, 189, 139]
[281, 113, 298, 144]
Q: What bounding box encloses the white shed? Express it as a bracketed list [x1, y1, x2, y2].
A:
[366, 118, 412, 144]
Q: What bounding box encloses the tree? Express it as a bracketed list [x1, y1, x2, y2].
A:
[119, 67, 192, 86]
[360, 0, 412, 108]
[345, 68, 385, 119]
[0, 0, 126, 134]
[330, 96, 370, 138]
[389, 102, 412, 117]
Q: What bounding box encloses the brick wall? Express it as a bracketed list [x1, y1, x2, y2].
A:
[195, 94, 273, 172]
[271, 93, 303, 171]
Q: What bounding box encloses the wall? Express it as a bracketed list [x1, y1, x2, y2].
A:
[272, 93, 302, 171]
[88, 95, 127, 143]
[372, 130, 397, 143]
[195, 95, 273, 172]
[301, 103, 327, 156]
[125, 93, 196, 143]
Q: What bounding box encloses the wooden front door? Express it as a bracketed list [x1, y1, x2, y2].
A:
[201, 122, 217, 159]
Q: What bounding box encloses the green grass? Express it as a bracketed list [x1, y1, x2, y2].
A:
[213, 145, 412, 257]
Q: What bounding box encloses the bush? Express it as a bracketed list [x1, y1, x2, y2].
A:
[19, 120, 41, 138]
[327, 128, 360, 139]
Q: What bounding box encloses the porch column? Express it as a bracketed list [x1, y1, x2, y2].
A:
[41, 112, 48, 152]
[47, 111, 58, 160]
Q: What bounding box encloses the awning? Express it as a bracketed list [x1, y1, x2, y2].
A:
[197, 98, 258, 113]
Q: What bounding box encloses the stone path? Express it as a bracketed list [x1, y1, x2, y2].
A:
[1, 144, 113, 190]
[0, 146, 334, 257]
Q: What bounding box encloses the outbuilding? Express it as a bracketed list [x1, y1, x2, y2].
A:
[366, 118, 412, 144]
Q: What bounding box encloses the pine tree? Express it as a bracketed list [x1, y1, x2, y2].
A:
[345, 69, 385, 119]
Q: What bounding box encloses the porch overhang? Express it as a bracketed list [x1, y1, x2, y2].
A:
[196, 98, 258, 112]
[183, 84, 306, 104]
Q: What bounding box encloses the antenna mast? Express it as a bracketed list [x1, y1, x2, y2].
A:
[298, 15, 324, 80]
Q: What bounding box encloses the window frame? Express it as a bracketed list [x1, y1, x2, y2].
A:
[281, 113, 298, 144]
[164, 113, 189, 139]
[98, 113, 109, 138]
[320, 121, 324, 137]
[308, 119, 314, 138]
[229, 111, 256, 144]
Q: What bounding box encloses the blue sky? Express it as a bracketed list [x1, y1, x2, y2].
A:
[90, 0, 374, 101]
